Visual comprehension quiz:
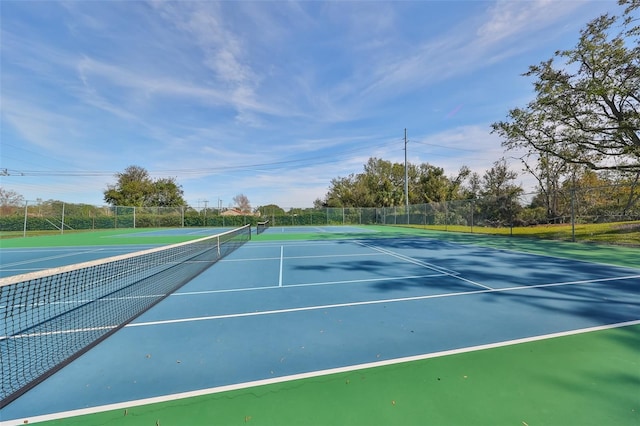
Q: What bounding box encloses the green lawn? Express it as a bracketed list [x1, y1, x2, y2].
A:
[406, 220, 640, 246]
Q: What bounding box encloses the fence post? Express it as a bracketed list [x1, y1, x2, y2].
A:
[510, 197, 513, 236]
[61, 203, 65, 234]
[23, 200, 28, 237]
[470, 200, 474, 233]
[571, 187, 576, 242]
[445, 201, 448, 231]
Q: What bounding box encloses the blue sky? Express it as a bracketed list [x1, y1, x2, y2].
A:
[0, 0, 621, 209]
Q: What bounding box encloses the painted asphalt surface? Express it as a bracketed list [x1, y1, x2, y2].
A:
[1, 228, 639, 423]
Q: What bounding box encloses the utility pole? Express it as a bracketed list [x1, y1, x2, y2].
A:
[203, 200, 208, 226]
[404, 128, 409, 224]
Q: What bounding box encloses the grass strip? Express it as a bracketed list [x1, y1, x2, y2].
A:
[0, 229, 215, 248]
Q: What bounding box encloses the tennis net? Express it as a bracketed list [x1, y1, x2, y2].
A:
[256, 220, 270, 234]
[0, 224, 251, 408]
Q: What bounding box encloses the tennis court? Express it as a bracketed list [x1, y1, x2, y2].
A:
[1, 225, 639, 425]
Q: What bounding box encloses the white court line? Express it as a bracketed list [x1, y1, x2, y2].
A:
[221, 252, 385, 262]
[0, 272, 448, 311]
[356, 241, 494, 290]
[246, 240, 355, 248]
[127, 274, 640, 328]
[172, 273, 446, 296]
[8, 318, 640, 426]
[279, 246, 284, 287]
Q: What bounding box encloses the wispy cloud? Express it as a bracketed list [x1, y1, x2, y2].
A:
[148, 1, 263, 123]
[360, 0, 587, 101]
[2, 97, 77, 152]
[1, 0, 619, 207]
[477, 0, 576, 44]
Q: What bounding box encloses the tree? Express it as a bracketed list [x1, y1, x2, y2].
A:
[104, 165, 186, 207]
[233, 194, 251, 213]
[323, 157, 472, 208]
[481, 159, 523, 197]
[313, 198, 326, 209]
[475, 159, 524, 226]
[462, 172, 482, 199]
[492, 0, 640, 174]
[362, 158, 406, 206]
[325, 174, 361, 207]
[0, 187, 24, 215]
[147, 177, 186, 207]
[257, 204, 285, 216]
[610, 170, 640, 214]
[518, 153, 570, 220]
[417, 164, 470, 203]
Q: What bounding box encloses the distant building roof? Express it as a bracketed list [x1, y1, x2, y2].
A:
[221, 208, 256, 216]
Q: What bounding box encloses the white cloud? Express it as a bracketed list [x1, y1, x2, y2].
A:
[477, 0, 579, 44]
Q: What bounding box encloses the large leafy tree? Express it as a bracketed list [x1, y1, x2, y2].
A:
[475, 159, 524, 225]
[257, 204, 285, 216]
[147, 177, 186, 207]
[492, 0, 640, 173]
[323, 157, 470, 207]
[104, 165, 186, 207]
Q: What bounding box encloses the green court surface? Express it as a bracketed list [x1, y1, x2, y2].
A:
[0, 229, 207, 248]
[2, 226, 639, 425]
[34, 323, 640, 426]
[2, 226, 639, 270]
[254, 225, 640, 269]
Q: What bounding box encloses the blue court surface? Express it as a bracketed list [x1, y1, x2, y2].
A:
[1, 228, 639, 423]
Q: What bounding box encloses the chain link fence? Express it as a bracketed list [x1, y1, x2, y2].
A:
[1, 184, 638, 243]
[0, 203, 257, 235]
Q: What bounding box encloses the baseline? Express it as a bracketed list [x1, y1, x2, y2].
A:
[8, 319, 639, 426]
